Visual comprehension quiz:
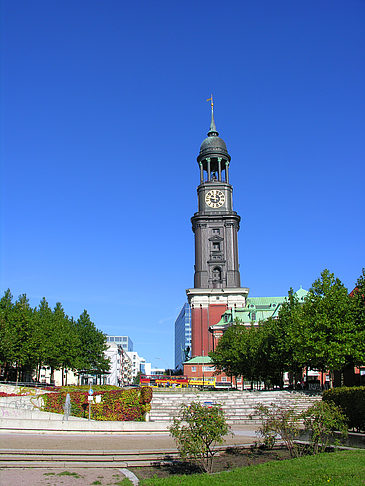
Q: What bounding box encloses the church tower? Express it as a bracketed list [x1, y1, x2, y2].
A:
[187, 100, 249, 357]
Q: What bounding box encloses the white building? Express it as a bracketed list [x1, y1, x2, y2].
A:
[104, 343, 133, 386]
[36, 366, 78, 386]
[150, 368, 165, 376]
[126, 352, 151, 379]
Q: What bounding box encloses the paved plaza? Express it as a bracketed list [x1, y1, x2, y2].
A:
[0, 426, 258, 485]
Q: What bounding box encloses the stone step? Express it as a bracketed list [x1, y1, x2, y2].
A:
[0, 448, 181, 468]
[149, 391, 320, 423]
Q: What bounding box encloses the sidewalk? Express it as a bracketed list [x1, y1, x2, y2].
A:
[0, 424, 259, 452]
[0, 426, 260, 486]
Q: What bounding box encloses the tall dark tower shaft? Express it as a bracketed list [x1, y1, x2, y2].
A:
[192, 105, 241, 289]
[187, 102, 248, 358]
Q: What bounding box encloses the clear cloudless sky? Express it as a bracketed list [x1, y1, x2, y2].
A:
[1, 1, 364, 369]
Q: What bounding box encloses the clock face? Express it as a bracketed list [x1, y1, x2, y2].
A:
[205, 190, 225, 208]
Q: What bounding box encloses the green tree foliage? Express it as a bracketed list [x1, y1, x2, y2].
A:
[134, 371, 142, 385]
[350, 268, 365, 367]
[169, 401, 229, 473]
[209, 321, 284, 388]
[0, 290, 109, 382]
[10, 294, 38, 381]
[34, 297, 59, 378]
[300, 269, 358, 375]
[75, 310, 109, 374]
[209, 323, 245, 381]
[274, 288, 307, 376]
[0, 289, 15, 378]
[210, 268, 363, 389]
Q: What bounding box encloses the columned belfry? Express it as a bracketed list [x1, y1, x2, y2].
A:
[187, 99, 249, 357]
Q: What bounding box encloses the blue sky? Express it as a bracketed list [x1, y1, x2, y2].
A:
[1, 1, 364, 369]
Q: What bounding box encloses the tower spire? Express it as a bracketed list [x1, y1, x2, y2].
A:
[206, 94, 218, 136]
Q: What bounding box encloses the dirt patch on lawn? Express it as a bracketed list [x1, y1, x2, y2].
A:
[130, 446, 292, 480]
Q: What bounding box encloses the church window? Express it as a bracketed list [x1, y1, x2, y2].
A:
[251, 312, 256, 321]
[191, 366, 196, 372]
[213, 228, 220, 234]
[212, 242, 220, 251]
[212, 267, 222, 280]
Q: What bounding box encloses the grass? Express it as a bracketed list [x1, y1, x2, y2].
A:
[140, 450, 365, 485]
[57, 471, 82, 478]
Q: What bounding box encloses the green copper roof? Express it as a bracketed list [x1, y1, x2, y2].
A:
[211, 288, 308, 328]
[184, 356, 212, 365]
[295, 286, 307, 301]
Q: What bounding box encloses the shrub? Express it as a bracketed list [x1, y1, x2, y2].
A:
[301, 401, 348, 454]
[254, 404, 301, 458]
[323, 386, 365, 432]
[169, 401, 229, 473]
[40, 387, 153, 421]
[140, 386, 153, 404]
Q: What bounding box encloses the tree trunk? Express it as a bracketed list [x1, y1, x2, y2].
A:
[16, 363, 20, 384]
[343, 364, 356, 387]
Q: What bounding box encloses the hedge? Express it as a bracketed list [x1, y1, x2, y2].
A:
[40, 386, 153, 421]
[323, 386, 365, 432]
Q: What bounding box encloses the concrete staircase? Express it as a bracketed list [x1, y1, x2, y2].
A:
[150, 390, 321, 424]
[0, 448, 181, 468]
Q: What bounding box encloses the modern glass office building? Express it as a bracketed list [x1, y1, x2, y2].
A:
[106, 335, 133, 352]
[174, 303, 191, 370]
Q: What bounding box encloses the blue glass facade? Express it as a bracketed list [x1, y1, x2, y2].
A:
[106, 335, 133, 352]
[174, 303, 191, 370]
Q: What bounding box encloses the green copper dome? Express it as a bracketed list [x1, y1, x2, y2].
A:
[199, 134, 229, 158]
[197, 106, 230, 162]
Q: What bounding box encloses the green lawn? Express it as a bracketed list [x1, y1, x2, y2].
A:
[140, 450, 365, 486]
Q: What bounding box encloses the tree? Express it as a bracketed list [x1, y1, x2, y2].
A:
[10, 294, 37, 382]
[300, 269, 357, 384]
[169, 401, 229, 473]
[209, 323, 250, 384]
[254, 318, 287, 388]
[350, 268, 365, 368]
[0, 289, 15, 380]
[273, 288, 307, 385]
[133, 371, 141, 385]
[75, 310, 109, 375]
[34, 297, 58, 381]
[210, 321, 284, 388]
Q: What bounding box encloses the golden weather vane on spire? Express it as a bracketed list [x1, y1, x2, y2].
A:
[206, 94, 217, 133]
[206, 94, 214, 110]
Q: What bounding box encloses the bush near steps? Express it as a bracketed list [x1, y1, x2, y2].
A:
[40, 386, 153, 421]
[323, 386, 365, 432]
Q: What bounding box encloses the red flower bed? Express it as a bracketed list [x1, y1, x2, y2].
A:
[0, 392, 29, 397]
[40, 387, 152, 421]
